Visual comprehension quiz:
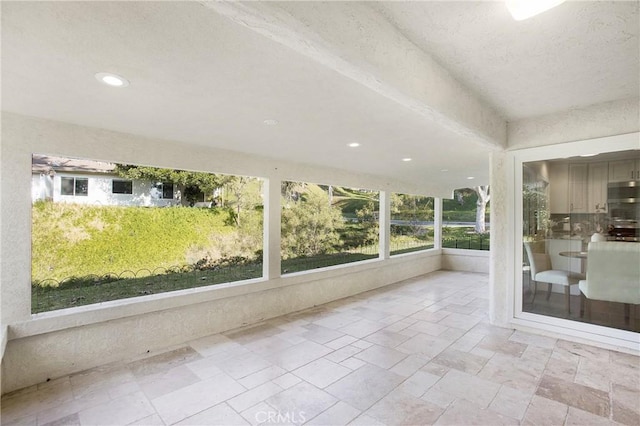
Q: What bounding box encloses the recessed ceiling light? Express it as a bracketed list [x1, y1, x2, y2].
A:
[402, 158, 412, 162]
[348, 143, 360, 148]
[440, 169, 449, 172]
[95, 72, 129, 87]
[467, 176, 475, 180]
[580, 153, 599, 157]
[263, 119, 279, 126]
[506, 0, 566, 21]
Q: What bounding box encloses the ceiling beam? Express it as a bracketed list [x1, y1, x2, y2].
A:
[200, 1, 506, 151]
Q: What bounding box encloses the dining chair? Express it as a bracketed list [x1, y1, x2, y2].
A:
[579, 242, 640, 324]
[524, 242, 585, 314]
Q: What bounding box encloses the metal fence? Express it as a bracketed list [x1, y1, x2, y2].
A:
[32, 262, 263, 314]
[442, 236, 490, 250]
[33, 236, 488, 314]
[281, 246, 379, 275]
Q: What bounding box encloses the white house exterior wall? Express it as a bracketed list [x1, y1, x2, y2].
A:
[31, 172, 177, 207]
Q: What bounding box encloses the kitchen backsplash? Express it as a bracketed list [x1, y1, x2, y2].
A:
[549, 213, 609, 241]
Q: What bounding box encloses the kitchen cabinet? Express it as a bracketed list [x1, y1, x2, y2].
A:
[569, 163, 588, 213]
[609, 159, 640, 182]
[549, 163, 569, 214]
[587, 162, 608, 213]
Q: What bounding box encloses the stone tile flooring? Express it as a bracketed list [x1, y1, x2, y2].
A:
[2, 271, 639, 425]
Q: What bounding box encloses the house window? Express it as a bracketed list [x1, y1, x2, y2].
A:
[153, 182, 174, 199]
[61, 177, 88, 196]
[162, 182, 174, 199]
[112, 180, 133, 194]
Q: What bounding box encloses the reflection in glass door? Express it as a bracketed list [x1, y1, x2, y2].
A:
[521, 151, 640, 333]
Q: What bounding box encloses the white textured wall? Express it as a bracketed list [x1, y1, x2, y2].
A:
[0, 113, 443, 394]
[507, 98, 640, 150]
[441, 249, 489, 273]
[489, 151, 511, 327]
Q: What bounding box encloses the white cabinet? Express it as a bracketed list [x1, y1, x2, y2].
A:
[549, 163, 569, 214]
[587, 162, 608, 213]
[609, 159, 640, 182]
[551, 160, 633, 214]
[569, 164, 588, 213]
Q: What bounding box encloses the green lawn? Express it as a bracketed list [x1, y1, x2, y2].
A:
[32, 252, 383, 313]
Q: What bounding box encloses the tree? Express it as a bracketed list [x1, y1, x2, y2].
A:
[355, 201, 379, 246]
[281, 181, 306, 204]
[114, 164, 231, 206]
[281, 191, 343, 258]
[225, 176, 254, 225]
[474, 186, 490, 233]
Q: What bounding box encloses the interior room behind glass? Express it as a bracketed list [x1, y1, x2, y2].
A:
[522, 149, 640, 332]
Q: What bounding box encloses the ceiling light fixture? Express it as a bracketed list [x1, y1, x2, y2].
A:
[402, 158, 412, 162]
[580, 153, 599, 157]
[263, 119, 279, 126]
[348, 143, 360, 148]
[506, 0, 566, 21]
[95, 72, 129, 87]
[467, 176, 475, 180]
[440, 169, 449, 172]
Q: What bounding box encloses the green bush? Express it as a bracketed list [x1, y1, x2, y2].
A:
[31, 203, 261, 283]
[281, 192, 344, 259]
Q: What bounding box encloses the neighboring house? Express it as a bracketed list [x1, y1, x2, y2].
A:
[31, 154, 179, 207]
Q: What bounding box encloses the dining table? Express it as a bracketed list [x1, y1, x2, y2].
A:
[559, 251, 588, 274]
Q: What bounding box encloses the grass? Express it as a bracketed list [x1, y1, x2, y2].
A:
[390, 244, 434, 255]
[32, 251, 383, 313]
[31, 202, 254, 282]
[32, 262, 263, 313]
[281, 251, 378, 274]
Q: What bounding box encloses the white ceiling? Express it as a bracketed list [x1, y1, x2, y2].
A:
[374, 0, 639, 120]
[2, 1, 638, 194]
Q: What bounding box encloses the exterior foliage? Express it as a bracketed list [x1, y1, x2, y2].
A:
[281, 191, 343, 258]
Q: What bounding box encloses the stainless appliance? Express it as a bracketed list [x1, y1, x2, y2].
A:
[607, 181, 639, 241]
[607, 219, 639, 242]
[608, 181, 639, 204]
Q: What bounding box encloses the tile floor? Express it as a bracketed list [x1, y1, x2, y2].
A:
[2, 271, 639, 425]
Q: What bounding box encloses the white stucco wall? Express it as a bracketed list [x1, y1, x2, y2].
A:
[441, 248, 489, 273]
[507, 97, 639, 150]
[1, 113, 445, 394]
[489, 151, 511, 327]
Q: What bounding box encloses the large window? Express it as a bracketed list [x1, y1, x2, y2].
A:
[390, 193, 434, 255]
[442, 187, 490, 250]
[281, 182, 378, 273]
[32, 155, 263, 313]
[61, 177, 88, 196]
[521, 150, 639, 333]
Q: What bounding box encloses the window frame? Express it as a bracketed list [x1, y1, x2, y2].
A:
[112, 179, 133, 195]
[60, 177, 89, 197]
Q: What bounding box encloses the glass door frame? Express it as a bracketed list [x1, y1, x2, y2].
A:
[508, 132, 640, 350]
